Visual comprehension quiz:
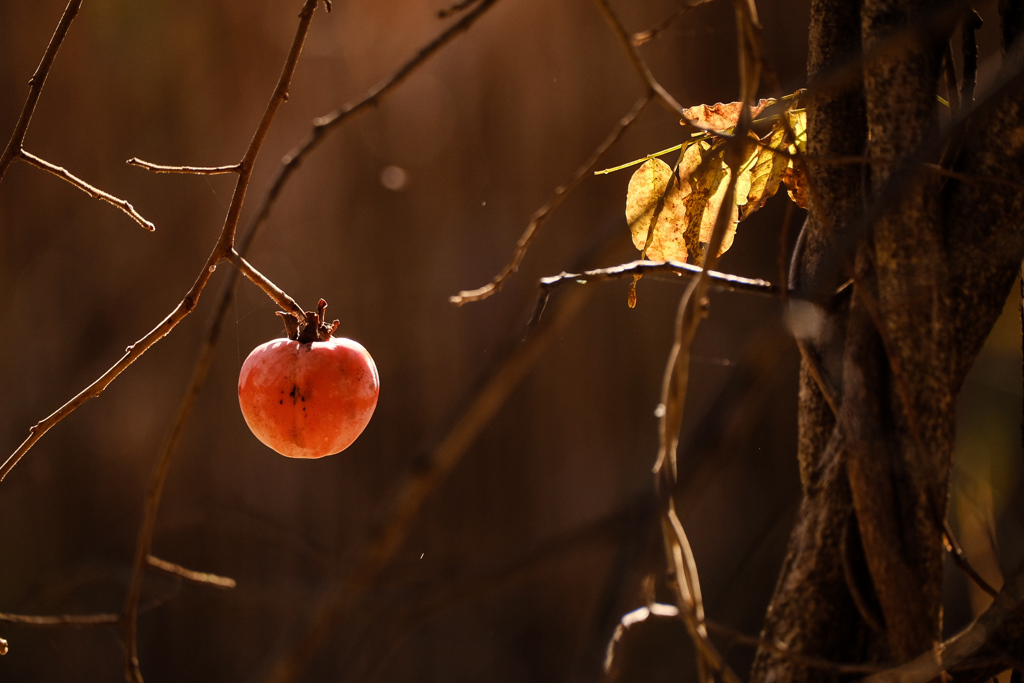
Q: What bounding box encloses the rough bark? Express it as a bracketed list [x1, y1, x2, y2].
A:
[752, 0, 1024, 680]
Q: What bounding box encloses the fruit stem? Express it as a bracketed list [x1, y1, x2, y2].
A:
[276, 298, 340, 343]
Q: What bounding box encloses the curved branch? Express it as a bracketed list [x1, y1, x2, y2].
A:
[591, 0, 685, 115]
[450, 95, 650, 305]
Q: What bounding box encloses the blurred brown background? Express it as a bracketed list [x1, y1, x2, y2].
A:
[0, 1, 1020, 681]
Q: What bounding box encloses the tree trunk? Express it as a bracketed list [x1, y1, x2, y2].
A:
[751, 0, 1024, 679]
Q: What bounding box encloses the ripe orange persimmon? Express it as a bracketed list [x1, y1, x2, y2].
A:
[238, 300, 379, 458]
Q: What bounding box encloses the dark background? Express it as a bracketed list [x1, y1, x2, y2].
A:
[0, 1, 1020, 681]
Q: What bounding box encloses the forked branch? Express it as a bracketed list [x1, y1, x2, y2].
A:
[0, 0, 83, 182]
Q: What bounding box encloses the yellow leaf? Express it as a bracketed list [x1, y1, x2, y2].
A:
[740, 125, 790, 220]
[624, 94, 808, 280]
[787, 109, 807, 154]
[625, 150, 697, 262]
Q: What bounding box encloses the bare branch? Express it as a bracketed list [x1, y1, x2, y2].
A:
[436, 0, 481, 19]
[0, 0, 82, 182]
[225, 249, 304, 317]
[530, 259, 775, 326]
[449, 95, 650, 306]
[146, 556, 236, 589]
[591, 0, 685, 115]
[18, 149, 155, 231]
[126, 157, 242, 175]
[943, 521, 1000, 598]
[114, 3, 323, 681]
[240, 0, 501, 251]
[632, 1, 706, 46]
[0, 612, 120, 627]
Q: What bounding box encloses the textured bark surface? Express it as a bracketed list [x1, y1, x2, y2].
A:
[752, 0, 1024, 680]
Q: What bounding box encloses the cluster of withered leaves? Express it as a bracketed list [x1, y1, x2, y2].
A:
[625, 94, 807, 267]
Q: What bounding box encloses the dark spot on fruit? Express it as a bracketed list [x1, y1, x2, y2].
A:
[279, 400, 283, 404]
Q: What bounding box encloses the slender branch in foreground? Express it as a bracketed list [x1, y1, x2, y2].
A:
[530, 259, 776, 326]
[591, 0, 685, 115]
[449, 95, 650, 306]
[18, 149, 155, 231]
[650, 97, 755, 682]
[146, 556, 236, 589]
[0, 0, 82, 182]
[126, 158, 242, 175]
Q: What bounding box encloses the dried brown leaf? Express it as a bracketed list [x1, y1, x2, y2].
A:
[782, 165, 809, 209]
[682, 98, 773, 131]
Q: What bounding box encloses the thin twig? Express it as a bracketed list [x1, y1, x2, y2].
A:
[0, 612, 120, 626]
[146, 556, 237, 590]
[529, 259, 776, 326]
[632, 2, 703, 46]
[449, 95, 650, 305]
[226, 249, 304, 317]
[0, 0, 82, 182]
[126, 158, 242, 175]
[120, 3, 322, 681]
[591, 0, 686, 115]
[436, 0, 480, 19]
[942, 521, 1000, 598]
[18, 149, 155, 231]
[242, 0, 502, 253]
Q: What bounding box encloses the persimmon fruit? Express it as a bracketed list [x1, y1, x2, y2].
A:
[238, 299, 379, 459]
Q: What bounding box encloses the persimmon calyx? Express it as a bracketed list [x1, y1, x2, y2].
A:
[275, 298, 340, 343]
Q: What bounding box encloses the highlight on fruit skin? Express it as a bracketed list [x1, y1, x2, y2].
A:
[237, 299, 379, 459]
